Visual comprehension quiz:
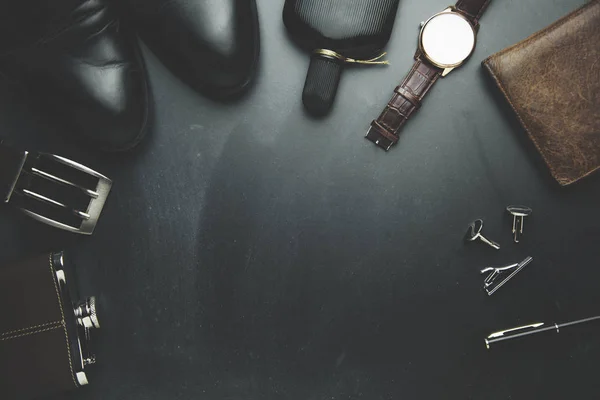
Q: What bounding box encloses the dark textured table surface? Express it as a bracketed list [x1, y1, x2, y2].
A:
[1, 0, 599, 399]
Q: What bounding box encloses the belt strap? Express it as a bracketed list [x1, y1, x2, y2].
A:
[0, 141, 28, 203]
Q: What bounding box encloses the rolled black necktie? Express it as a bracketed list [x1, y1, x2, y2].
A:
[283, 0, 400, 117]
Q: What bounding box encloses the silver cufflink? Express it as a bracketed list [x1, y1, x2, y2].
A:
[464, 219, 500, 250]
[506, 205, 532, 243]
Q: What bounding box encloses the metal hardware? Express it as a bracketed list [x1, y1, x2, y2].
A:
[487, 323, 544, 340]
[75, 297, 100, 330]
[364, 129, 394, 151]
[480, 256, 533, 296]
[52, 252, 99, 386]
[485, 315, 600, 349]
[506, 205, 532, 243]
[83, 355, 97, 367]
[3, 148, 112, 235]
[75, 372, 89, 386]
[464, 219, 500, 250]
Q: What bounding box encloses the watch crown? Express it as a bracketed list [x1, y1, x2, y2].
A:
[420, 21, 425, 28]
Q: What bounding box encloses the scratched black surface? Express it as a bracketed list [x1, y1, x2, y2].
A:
[1, 0, 599, 399]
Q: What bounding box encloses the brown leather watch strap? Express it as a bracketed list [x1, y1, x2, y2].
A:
[455, 0, 492, 24]
[366, 59, 442, 150]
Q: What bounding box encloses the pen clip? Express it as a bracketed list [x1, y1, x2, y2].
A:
[487, 322, 544, 339]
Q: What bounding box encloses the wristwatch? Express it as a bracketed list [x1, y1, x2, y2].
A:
[366, 0, 492, 150]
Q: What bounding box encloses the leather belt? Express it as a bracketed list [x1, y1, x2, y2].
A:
[0, 140, 112, 235]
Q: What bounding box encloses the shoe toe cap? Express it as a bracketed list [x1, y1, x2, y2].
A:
[138, 0, 259, 97]
[66, 61, 150, 151]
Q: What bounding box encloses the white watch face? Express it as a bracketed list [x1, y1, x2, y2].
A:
[420, 12, 476, 68]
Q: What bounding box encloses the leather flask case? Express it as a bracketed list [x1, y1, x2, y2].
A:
[0, 252, 99, 399]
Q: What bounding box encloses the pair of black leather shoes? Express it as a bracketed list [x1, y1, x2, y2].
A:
[0, 0, 260, 151]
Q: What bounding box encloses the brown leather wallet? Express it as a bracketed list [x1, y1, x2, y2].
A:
[482, 0, 600, 186]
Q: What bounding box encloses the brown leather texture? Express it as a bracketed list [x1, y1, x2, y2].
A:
[483, 0, 600, 186]
[366, 59, 441, 150]
[0, 253, 78, 399]
[455, 0, 492, 24]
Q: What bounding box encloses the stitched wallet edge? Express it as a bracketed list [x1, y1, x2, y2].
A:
[481, 0, 600, 186]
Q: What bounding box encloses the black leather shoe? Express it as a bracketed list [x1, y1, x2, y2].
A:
[127, 0, 260, 99]
[0, 0, 149, 151]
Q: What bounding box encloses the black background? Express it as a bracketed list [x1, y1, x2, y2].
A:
[1, 0, 600, 398]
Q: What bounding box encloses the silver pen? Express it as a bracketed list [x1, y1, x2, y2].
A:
[485, 315, 600, 349]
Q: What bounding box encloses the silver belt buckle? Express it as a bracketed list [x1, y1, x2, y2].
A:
[4, 151, 112, 235]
